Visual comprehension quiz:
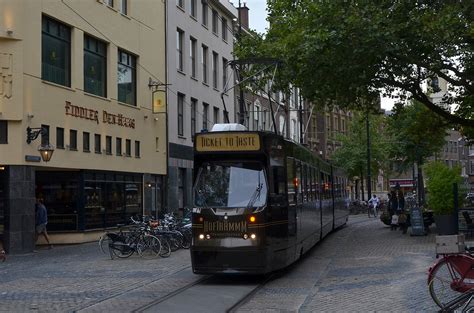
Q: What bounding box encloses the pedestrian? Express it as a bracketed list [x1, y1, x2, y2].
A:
[397, 190, 405, 214]
[390, 190, 398, 216]
[35, 198, 52, 249]
[368, 194, 379, 217]
[0, 239, 5, 262]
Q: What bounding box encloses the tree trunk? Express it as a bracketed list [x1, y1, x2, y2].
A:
[417, 163, 425, 206]
[361, 174, 365, 201]
[355, 179, 359, 200]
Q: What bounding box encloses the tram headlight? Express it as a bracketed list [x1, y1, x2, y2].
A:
[199, 234, 205, 240]
[250, 233, 256, 240]
[243, 233, 248, 240]
[206, 234, 211, 240]
[249, 215, 256, 223]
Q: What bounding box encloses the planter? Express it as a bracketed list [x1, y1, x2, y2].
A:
[434, 214, 458, 235]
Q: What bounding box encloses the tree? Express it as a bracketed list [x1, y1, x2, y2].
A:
[386, 100, 449, 204]
[331, 112, 391, 200]
[243, 1, 474, 134]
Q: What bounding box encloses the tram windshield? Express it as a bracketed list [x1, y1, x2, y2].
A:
[194, 162, 268, 208]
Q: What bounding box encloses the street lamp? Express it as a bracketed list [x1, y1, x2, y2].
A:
[26, 127, 55, 162]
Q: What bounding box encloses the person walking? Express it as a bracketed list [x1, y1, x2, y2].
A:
[397, 190, 405, 214]
[390, 190, 398, 216]
[35, 198, 52, 249]
[368, 194, 379, 217]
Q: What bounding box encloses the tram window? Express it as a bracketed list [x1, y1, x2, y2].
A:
[296, 161, 302, 204]
[287, 157, 295, 205]
[302, 164, 307, 202]
[272, 166, 285, 195]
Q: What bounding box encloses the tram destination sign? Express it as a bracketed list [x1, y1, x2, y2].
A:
[196, 133, 260, 152]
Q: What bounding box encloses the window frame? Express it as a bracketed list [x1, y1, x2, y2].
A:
[222, 18, 228, 41]
[83, 132, 90, 152]
[191, 98, 197, 138]
[212, 9, 218, 34]
[202, 1, 208, 27]
[176, 29, 184, 72]
[178, 93, 185, 136]
[117, 49, 137, 106]
[135, 140, 140, 158]
[202, 45, 208, 84]
[106, 136, 112, 155]
[84, 34, 107, 97]
[190, 37, 197, 78]
[116, 137, 122, 156]
[125, 139, 131, 157]
[56, 127, 64, 149]
[203, 102, 209, 130]
[212, 51, 218, 89]
[94, 134, 101, 154]
[69, 129, 77, 151]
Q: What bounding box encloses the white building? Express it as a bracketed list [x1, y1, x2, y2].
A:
[166, 0, 237, 212]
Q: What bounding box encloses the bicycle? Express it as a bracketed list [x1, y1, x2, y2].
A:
[428, 247, 474, 311]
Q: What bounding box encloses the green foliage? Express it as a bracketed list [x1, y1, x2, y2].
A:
[386, 101, 448, 171]
[331, 113, 391, 180]
[248, 1, 474, 132]
[424, 161, 463, 215]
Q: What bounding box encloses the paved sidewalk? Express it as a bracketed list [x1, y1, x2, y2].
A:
[0, 215, 441, 312]
[238, 215, 439, 312]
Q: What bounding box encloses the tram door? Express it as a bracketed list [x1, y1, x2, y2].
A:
[0, 168, 6, 246]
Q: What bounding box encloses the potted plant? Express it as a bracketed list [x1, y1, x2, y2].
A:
[424, 161, 463, 235]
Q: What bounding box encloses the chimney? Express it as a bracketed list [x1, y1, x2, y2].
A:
[237, 2, 249, 30]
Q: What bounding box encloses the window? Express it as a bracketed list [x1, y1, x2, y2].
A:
[178, 93, 184, 136]
[84, 35, 107, 97]
[117, 49, 136, 106]
[212, 9, 218, 34]
[56, 127, 64, 149]
[116, 137, 122, 155]
[0, 120, 6, 144]
[212, 51, 218, 89]
[176, 29, 184, 72]
[125, 139, 131, 156]
[202, 45, 208, 84]
[40, 125, 50, 146]
[94, 134, 101, 153]
[119, 0, 127, 14]
[176, 0, 184, 9]
[70, 129, 77, 150]
[135, 140, 140, 158]
[106, 136, 112, 154]
[103, 0, 113, 6]
[203, 102, 209, 130]
[213, 107, 219, 125]
[191, 98, 197, 138]
[83, 132, 90, 152]
[254, 105, 260, 130]
[202, 1, 208, 27]
[222, 18, 228, 41]
[190, 0, 197, 18]
[222, 57, 228, 90]
[190, 37, 197, 78]
[42, 16, 71, 87]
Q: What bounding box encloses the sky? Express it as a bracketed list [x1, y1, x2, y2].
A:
[242, 1, 394, 111]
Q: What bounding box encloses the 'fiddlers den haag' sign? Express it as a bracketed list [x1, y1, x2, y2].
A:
[65, 101, 135, 129]
[196, 133, 260, 152]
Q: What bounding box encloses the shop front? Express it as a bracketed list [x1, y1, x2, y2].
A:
[36, 170, 164, 232]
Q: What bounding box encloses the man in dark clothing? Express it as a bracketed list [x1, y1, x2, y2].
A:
[35, 198, 52, 248]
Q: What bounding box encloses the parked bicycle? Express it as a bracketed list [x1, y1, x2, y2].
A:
[428, 247, 474, 311]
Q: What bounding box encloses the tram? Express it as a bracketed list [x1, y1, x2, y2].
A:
[191, 125, 350, 274]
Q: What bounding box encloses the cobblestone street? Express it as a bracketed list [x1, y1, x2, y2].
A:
[0, 215, 440, 312]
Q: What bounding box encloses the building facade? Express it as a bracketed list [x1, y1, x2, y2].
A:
[0, 0, 167, 253]
[166, 0, 237, 213]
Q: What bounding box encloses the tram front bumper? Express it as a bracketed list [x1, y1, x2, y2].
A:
[191, 247, 268, 274]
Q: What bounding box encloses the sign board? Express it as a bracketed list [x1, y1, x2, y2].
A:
[152, 90, 166, 114]
[195, 133, 260, 152]
[410, 205, 426, 236]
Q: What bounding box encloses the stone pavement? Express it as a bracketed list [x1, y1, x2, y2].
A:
[238, 215, 439, 312]
[0, 215, 442, 312]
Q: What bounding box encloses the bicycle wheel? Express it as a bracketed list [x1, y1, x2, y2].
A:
[138, 234, 162, 259]
[110, 241, 134, 259]
[99, 234, 112, 255]
[169, 233, 183, 252]
[159, 237, 171, 258]
[429, 258, 465, 309]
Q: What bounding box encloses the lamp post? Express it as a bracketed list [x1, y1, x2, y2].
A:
[366, 110, 372, 200]
[26, 127, 55, 162]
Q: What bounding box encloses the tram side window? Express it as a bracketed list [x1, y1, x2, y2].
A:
[287, 157, 296, 205]
[296, 160, 302, 204]
[272, 166, 285, 195]
[302, 163, 307, 203]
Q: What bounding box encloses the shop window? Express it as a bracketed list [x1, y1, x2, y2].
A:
[69, 129, 77, 150]
[125, 139, 131, 156]
[84, 35, 107, 97]
[106, 136, 112, 154]
[116, 137, 122, 156]
[94, 134, 101, 153]
[117, 49, 136, 106]
[83, 132, 90, 152]
[56, 127, 64, 149]
[42, 16, 71, 87]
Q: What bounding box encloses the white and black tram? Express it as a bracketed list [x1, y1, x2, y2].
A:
[191, 125, 350, 274]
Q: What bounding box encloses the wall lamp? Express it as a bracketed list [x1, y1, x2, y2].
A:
[26, 127, 55, 162]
